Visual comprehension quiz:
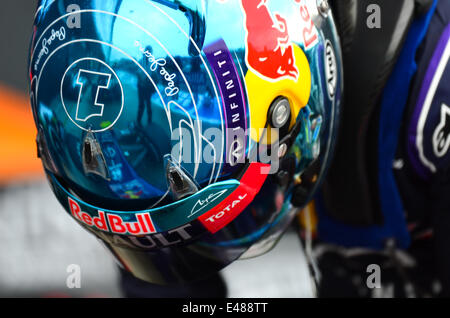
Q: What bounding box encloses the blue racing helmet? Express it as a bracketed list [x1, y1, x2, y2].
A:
[28, 0, 342, 284]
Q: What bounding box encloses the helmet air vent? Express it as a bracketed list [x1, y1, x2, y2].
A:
[165, 157, 198, 201]
[82, 130, 110, 181]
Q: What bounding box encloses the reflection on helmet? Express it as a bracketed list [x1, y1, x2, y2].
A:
[29, 0, 342, 284]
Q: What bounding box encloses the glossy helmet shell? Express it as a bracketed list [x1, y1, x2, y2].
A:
[29, 0, 342, 284]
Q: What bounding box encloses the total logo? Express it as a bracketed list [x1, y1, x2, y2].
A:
[199, 189, 251, 233]
[197, 162, 270, 233]
[68, 198, 156, 236]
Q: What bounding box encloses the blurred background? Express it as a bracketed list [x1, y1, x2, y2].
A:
[0, 0, 313, 297]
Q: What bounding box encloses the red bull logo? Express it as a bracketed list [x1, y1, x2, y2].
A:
[68, 197, 156, 236]
[241, 0, 314, 142]
[241, 0, 299, 82]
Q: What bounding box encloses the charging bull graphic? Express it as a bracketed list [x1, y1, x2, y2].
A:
[239, 0, 313, 143]
[241, 0, 299, 82]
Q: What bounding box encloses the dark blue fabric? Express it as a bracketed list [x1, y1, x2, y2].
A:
[316, 0, 438, 249]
